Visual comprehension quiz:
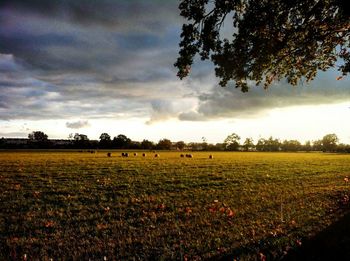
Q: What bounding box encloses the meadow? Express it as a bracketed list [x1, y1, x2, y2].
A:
[1, 151, 350, 260]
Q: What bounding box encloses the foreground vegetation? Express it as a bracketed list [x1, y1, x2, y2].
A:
[1, 151, 350, 260]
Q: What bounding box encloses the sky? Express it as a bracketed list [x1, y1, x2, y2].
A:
[1, 0, 350, 144]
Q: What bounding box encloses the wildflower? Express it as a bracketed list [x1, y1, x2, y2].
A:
[45, 221, 55, 228]
[227, 209, 235, 217]
[185, 207, 192, 214]
[208, 207, 216, 213]
[158, 204, 166, 210]
[259, 252, 266, 261]
[96, 224, 108, 230]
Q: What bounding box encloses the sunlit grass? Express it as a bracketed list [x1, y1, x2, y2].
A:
[1, 151, 350, 260]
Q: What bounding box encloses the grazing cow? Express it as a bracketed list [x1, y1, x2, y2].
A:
[107, 152, 112, 157]
[155, 154, 160, 157]
[142, 153, 146, 157]
[209, 155, 213, 159]
[180, 154, 185, 157]
[134, 153, 137, 156]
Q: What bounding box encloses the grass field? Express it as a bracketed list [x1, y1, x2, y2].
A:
[1, 151, 350, 260]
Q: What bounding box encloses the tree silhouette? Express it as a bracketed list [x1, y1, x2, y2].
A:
[175, 0, 350, 91]
[176, 141, 186, 150]
[27, 131, 50, 148]
[141, 139, 154, 150]
[113, 134, 131, 149]
[313, 139, 324, 151]
[322, 133, 339, 152]
[28, 131, 48, 141]
[74, 133, 89, 141]
[255, 137, 281, 151]
[99, 133, 111, 149]
[281, 139, 302, 151]
[242, 137, 254, 151]
[156, 139, 172, 150]
[224, 133, 241, 151]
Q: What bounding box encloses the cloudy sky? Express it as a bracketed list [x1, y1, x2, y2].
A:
[1, 0, 350, 144]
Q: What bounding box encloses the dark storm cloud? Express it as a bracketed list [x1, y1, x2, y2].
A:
[1, 0, 350, 124]
[0, 0, 190, 121]
[0, 53, 187, 121]
[0, 0, 180, 30]
[0, 0, 180, 73]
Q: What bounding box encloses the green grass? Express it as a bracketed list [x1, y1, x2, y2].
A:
[1, 151, 350, 260]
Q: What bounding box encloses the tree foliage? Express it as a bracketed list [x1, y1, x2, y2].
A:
[99, 133, 111, 142]
[156, 139, 173, 150]
[175, 141, 186, 150]
[242, 137, 254, 151]
[113, 134, 131, 149]
[99, 133, 112, 148]
[141, 139, 154, 150]
[281, 139, 302, 151]
[73, 133, 90, 148]
[322, 133, 339, 152]
[175, 0, 350, 91]
[28, 131, 48, 141]
[224, 133, 241, 150]
[256, 137, 281, 151]
[74, 133, 89, 141]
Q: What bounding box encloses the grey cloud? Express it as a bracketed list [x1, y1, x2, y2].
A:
[178, 111, 207, 121]
[146, 100, 178, 124]
[2, 0, 350, 126]
[0, 54, 21, 72]
[66, 120, 90, 129]
[0, 101, 9, 109]
[0, 59, 189, 121]
[0, 0, 187, 122]
[0, 8, 180, 81]
[0, 131, 28, 138]
[0, 0, 180, 31]
[178, 71, 350, 121]
[146, 98, 197, 124]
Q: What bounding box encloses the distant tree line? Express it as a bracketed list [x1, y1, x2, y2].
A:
[222, 133, 349, 153]
[0, 131, 349, 153]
